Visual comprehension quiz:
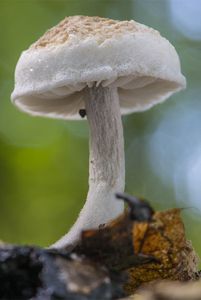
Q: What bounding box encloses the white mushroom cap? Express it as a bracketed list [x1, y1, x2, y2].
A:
[11, 16, 186, 119]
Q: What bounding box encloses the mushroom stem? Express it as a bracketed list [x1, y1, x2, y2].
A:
[51, 85, 125, 249]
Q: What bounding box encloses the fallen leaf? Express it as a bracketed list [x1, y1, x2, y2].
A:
[125, 209, 199, 294]
[76, 200, 199, 295]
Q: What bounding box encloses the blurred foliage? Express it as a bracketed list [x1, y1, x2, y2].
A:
[0, 0, 201, 259]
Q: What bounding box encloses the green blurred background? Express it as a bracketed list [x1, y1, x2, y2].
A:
[0, 0, 201, 257]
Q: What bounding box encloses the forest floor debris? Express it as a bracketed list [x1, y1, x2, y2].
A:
[0, 193, 199, 299]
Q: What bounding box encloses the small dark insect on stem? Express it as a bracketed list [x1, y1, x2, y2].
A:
[79, 109, 86, 118]
[115, 192, 154, 222]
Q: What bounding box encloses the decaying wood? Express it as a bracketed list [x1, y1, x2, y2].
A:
[75, 193, 155, 272]
[0, 244, 121, 299]
[76, 210, 156, 272]
[0, 194, 199, 299]
[120, 279, 201, 300]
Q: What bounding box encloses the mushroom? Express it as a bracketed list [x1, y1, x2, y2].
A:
[11, 16, 186, 249]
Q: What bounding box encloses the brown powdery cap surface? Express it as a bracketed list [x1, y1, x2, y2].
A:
[31, 15, 160, 49]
